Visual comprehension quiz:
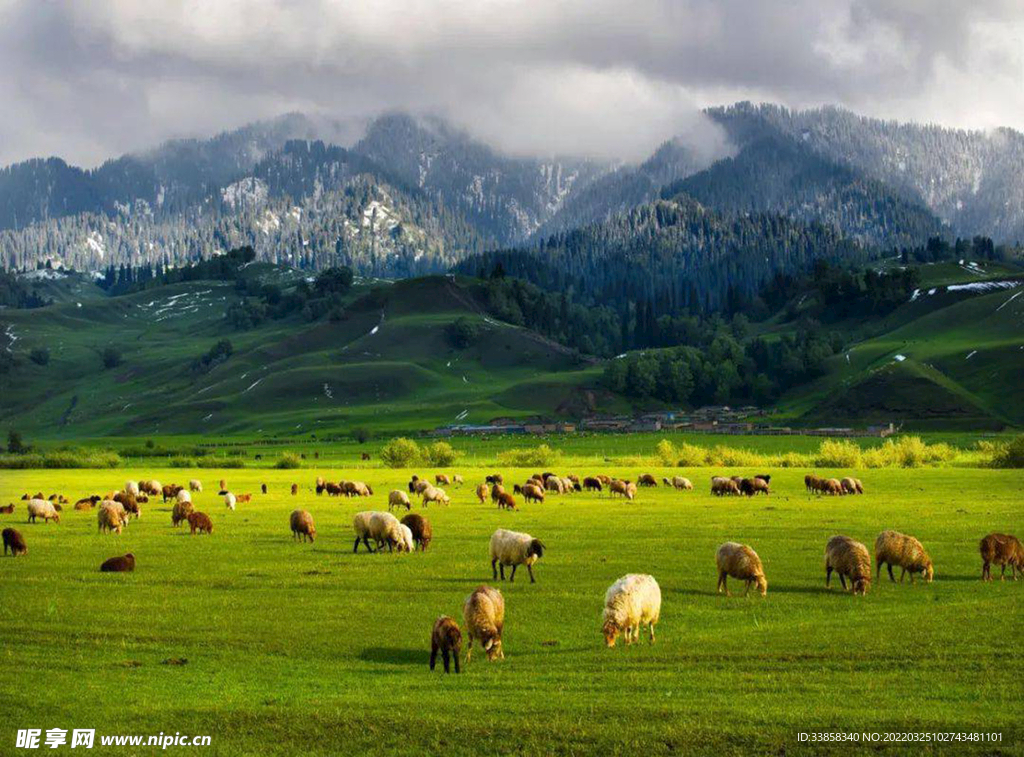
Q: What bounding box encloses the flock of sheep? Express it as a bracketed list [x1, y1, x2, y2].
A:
[3, 469, 1022, 673]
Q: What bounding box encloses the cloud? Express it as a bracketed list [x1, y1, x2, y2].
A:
[0, 0, 1021, 167]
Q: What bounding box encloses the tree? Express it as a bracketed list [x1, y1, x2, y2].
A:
[101, 346, 123, 369]
[29, 347, 50, 366]
[7, 430, 27, 454]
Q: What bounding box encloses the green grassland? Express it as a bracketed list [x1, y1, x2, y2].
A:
[0, 465, 1021, 755]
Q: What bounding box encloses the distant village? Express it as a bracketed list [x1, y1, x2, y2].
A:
[431, 407, 897, 438]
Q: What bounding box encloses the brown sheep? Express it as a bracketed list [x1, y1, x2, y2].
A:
[187, 511, 213, 535]
[583, 476, 603, 492]
[430, 615, 462, 674]
[475, 483, 489, 504]
[290, 510, 316, 542]
[711, 477, 740, 496]
[740, 477, 770, 497]
[463, 585, 504, 662]
[0, 503, 15, 514]
[980, 533, 1024, 581]
[401, 513, 432, 551]
[261, 484, 268, 495]
[344, 481, 373, 497]
[522, 483, 545, 504]
[100, 553, 135, 572]
[490, 483, 506, 503]
[637, 473, 658, 487]
[161, 484, 183, 503]
[435, 474, 451, 486]
[236, 493, 253, 504]
[496, 492, 518, 511]
[609, 480, 629, 498]
[114, 491, 141, 519]
[325, 482, 343, 496]
[825, 536, 871, 595]
[171, 500, 194, 527]
[716, 542, 767, 596]
[875, 530, 933, 583]
[485, 474, 504, 485]
[596, 474, 612, 486]
[3, 528, 26, 556]
[804, 474, 820, 492]
[291, 483, 298, 495]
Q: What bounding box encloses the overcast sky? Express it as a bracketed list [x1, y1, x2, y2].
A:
[1, 0, 1021, 167]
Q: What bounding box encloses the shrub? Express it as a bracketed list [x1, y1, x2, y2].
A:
[169, 456, 246, 469]
[655, 439, 676, 465]
[708, 445, 765, 467]
[497, 444, 561, 467]
[990, 434, 1024, 468]
[674, 442, 709, 467]
[814, 439, 862, 468]
[380, 438, 421, 468]
[424, 441, 458, 467]
[29, 347, 49, 366]
[275, 452, 302, 469]
[7, 430, 27, 454]
[0, 449, 121, 469]
[101, 346, 123, 369]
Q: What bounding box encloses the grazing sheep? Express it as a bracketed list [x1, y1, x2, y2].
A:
[100, 553, 135, 572]
[475, 483, 489, 504]
[485, 474, 504, 485]
[219, 479, 227, 491]
[187, 512, 213, 535]
[236, 493, 252, 504]
[522, 483, 545, 504]
[3, 528, 26, 556]
[489, 484, 505, 504]
[544, 476, 565, 494]
[125, 481, 140, 497]
[583, 476, 603, 492]
[401, 513, 432, 551]
[413, 479, 431, 495]
[875, 530, 933, 583]
[176, 489, 192, 505]
[453, 474, 464, 486]
[435, 474, 451, 486]
[324, 482, 343, 497]
[805, 474, 820, 492]
[171, 500, 194, 527]
[224, 493, 236, 510]
[188, 479, 202, 493]
[407, 475, 420, 494]
[740, 477, 770, 497]
[496, 492, 518, 511]
[637, 473, 657, 487]
[261, 484, 268, 495]
[97, 505, 125, 535]
[388, 489, 412, 512]
[74, 496, 100, 510]
[397, 523, 414, 553]
[663, 476, 693, 490]
[290, 510, 316, 542]
[979, 533, 1024, 581]
[716, 542, 767, 596]
[711, 477, 740, 496]
[161, 484, 183, 502]
[825, 536, 872, 595]
[352, 511, 403, 553]
[602, 574, 661, 647]
[512, 484, 523, 496]
[0, 503, 14, 514]
[463, 585, 505, 662]
[421, 486, 450, 507]
[26, 499, 60, 524]
[840, 477, 864, 495]
[609, 480, 629, 498]
[489, 528, 545, 583]
[344, 481, 373, 497]
[430, 615, 462, 674]
[118, 494, 141, 520]
[291, 483, 298, 495]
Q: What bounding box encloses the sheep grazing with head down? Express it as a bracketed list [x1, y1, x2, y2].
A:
[463, 585, 504, 662]
[435, 474, 451, 486]
[430, 615, 462, 674]
[496, 492, 517, 511]
[397, 523, 414, 553]
[664, 476, 693, 490]
[875, 530, 933, 583]
[352, 511, 404, 553]
[401, 513, 432, 551]
[716, 542, 767, 596]
[422, 486, 450, 507]
[841, 477, 863, 495]
[188, 479, 202, 493]
[3, 528, 27, 556]
[522, 483, 545, 503]
[290, 510, 316, 543]
[825, 536, 872, 595]
[100, 553, 135, 572]
[475, 483, 489, 504]
[388, 489, 412, 512]
[637, 473, 657, 487]
[740, 477, 770, 497]
[979, 533, 1024, 581]
[489, 528, 545, 583]
[125, 481, 140, 498]
[452, 474, 464, 487]
[187, 511, 213, 535]
[583, 477, 603, 492]
[171, 500, 194, 527]
[98, 504, 125, 534]
[602, 574, 661, 648]
[805, 474, 820, 492]
[27, 499, 60, 524]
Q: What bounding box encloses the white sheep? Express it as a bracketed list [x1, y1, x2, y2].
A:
[224, 492, 236, 510]
[602, 574, 661, 647]
[463, 585, 505, 662]
[188, 479, 202, 493]
[352, 511, 403, 552]
[26, 498, 60, 524]
[176, 489, 192, 504]
[388, 489, 412, 511]
[124, 480, 140, 497]
[489, 528, 545, 583]
[422, 485, 450, 507]
[397, 523, 414, 553]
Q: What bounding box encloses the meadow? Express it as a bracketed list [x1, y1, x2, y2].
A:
[0, 463, 1021, 755]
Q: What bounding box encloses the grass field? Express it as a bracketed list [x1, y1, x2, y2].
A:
[1, 465, 1021, 755]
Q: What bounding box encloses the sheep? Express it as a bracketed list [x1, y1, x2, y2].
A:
[544, 476, 565, 494]
[490, 483, 506, 503]
[290, 510, 316, 543]
[413, 479, 431, 495]
[291, 483, 298, 495]
[475, 483, 489, 504]
[602, 574, 661, 647]
[388, 489, 412, 512]
[463, 585, 504, 662]
[324, 482, 343, 497]
[489, 528, 545, 583]
[100, 553, 135, 572]
[236, 493, 252, 504]
[979, 533, 1024, 581]
[224, 492, 236, 510]
[875, 530, 933, 583]
[139, 480, 161, 496]
[421, 486, 450, 507]
[187, 511, 213, 535]
[113, 491, 140, 519]
[74, 495, 100, 510]
[188, 479, 202, 493]
[825, 536, 872, 595]
[496, 492, 518, 511]
[609, 480, 629, 498]
[401, 513, 432, 551]
[583, 476, 603, 492]
[740, 477, 770, 497]
[561, 476, 580, 493]
[430, 615, 462, 674]
[125, 481, 140, 497]
[219, 478, 227, 491]
[261, 484, 268, 495]
[452, 474, 464, 486]
[316, 476, 326, 489]
[637, 473, 658, 487]
[162, 484, 183, 502]
[841, 477, 864, 495]
[596, 474, 612, 486]
[3, 528, 27, 556]
[344, 481, 373, 497]
[97, 505, 125, 535]
[171, 500, 194, 527]
[407, 475, 420, 494]
[711, 477, 740, 496]
[26, 499, 60, 524]
[435, 474, 451, 486]
[176, 489, 192, 505]
[805, 474, 820, 492]
[0, 503, 14, 514]
[716, 542, 767, 596]
[352, 511, 403, 553]
[522, 483, 545, 503]
[397, 523, 414, 553]
[485, 474, 504, 485]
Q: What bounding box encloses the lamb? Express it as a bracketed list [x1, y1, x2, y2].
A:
[26, 499, 60, 524]
[188, 479, 202, 493]
[352, 511, 403, 553]
[100, 553, 135, 572]
[979, 533, 1024, 581]
[825, 536, 872, 595]
[463, 585, 505, 662]
[875, 530, 933, 583]
[388, 489, 412, 512]
[290, 510, 316, 542]
[97, 505, 125, 535]
[421, 486, 450, 507]
[435, 474, 451, 486]
[125, 481, 140, 497]
[602, 574, 661, 647]
[397, 523, 414, 553]
[637, 473, 657, 487]
[430, 615, 462, 673]
[489, 528, 545, 583]
[224, 492, 236, 510]
[583, 476, 603, 492]
[716, 542, 767, 596]
[3, 528, 27, 556]
[401, 513, 432, 551]
[663, 476, 693, 490]
[475, 483, 489, 504]
[171, 500, 194, 527]
[187, 511, 213, 535]
[495, 492, 518, 511]
[522, 483, 545, 503]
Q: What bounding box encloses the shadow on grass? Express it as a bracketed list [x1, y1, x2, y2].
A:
[766, 584, 834, 595]
[359, 647, 425, 666]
